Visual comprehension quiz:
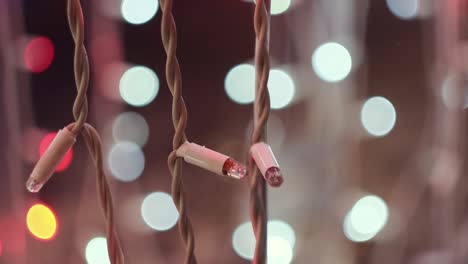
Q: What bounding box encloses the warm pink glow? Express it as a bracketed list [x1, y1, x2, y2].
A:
[39, 132, 73, 172]
[24, 36, 55, 73]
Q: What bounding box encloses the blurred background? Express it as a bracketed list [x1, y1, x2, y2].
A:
[1, 0, 468, 263]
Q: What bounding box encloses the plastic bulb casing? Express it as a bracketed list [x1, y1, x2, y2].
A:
[250, 142, 284, 187]
[176, 142, 247, 179]
[26, 127, 76, 193]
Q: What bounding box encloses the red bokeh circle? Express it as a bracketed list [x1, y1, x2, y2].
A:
[24, 36, 55, 73]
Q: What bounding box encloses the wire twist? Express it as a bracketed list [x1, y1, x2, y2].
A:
[66, 0, 124, 263]
[160, 0, 197, 263]
[250, 0, 271, 263]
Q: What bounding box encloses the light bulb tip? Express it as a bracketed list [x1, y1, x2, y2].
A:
[223, 158, 247, 180]
[25, 177, 44, 193]
[265, 167, 284, 187]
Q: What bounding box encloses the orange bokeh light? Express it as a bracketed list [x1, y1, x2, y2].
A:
[26, 204, 58, 241]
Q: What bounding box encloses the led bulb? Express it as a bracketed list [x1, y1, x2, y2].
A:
[26, 178, 44, 193]
[176, 142, 247, 179]
[223, 158, 247, 179]
[265, 167, 283, 187]
[26, 126, 76, 193]
[250, 142, 284, 187]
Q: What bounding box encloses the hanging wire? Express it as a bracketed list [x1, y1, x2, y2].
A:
[159, 0, 197, 263]
[249, 0, 271, 263]
[66, 0, 125, 262]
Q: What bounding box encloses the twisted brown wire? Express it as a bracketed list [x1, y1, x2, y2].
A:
[66, 0, 124, 263]
[249, 0, 271, 263]
[159, 1, 197, 263]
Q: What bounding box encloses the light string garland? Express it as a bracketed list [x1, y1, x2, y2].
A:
[25, 0, 125, 263]
[159, 1, 250, 262]
[248, 0, 284, 262]
[159, 0, 198, 262]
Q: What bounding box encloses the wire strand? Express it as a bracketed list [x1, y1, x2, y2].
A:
[159, 0, 197, 263]
[66, 0, 125, 263]
[250, 0, 271, 263]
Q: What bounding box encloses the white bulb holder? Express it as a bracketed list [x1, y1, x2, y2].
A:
[26, 127, 76, 192]
[250, 142, 284, 187]
[176, 141, 247, 180]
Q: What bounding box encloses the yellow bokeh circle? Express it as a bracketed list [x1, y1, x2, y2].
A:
[26, 204, 58, 241]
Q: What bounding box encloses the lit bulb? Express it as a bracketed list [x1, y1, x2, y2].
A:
[26, 126, 76, 192]
[176, 142, 247, 179]
[250, 142, 284, 187]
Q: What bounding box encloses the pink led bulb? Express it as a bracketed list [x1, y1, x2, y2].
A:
[250, 142, 284, 187]
[222, 158, 247, 179]
[26, 126, 76, 193]
[176, 142, 247, 180]
[264, 167, 283, 187]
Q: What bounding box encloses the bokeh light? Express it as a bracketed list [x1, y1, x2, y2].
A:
[225, 64, 256, 104]
[441, 74, 468, 109]
[232, 220, 296, 261]
[271, 0, 292, 15]
[246, 114, 286, 151]
[269, 70, 295, 109]
[386, 0, 419, 20]
[26, 204, 58, 241]
[112, 112, 149, 147]
[343, 195, 389, 242]
[119, 66, 159, 107]
[225, 64, 295, 109]
[312, 42, 352, 82]
[232, 222, 256, 260]
[268, 220, 296, 248]
[141, 192, 179, 231]
[253, 0, 291, 15]
[0, 239, 3, 256]
[24, 36, 55, 73]
[268, 236, 294, 264]
[40, 132, 73, 172]
[108, 141, 145, 182]
[85, 237, 110, 264]
[121, 0, 159, 25]
[360, 96, 397, 137]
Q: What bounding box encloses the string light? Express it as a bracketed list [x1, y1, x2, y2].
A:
[250, 142, 284, 187]
[176, 141, 247, 179]
[39, 132, 74, 172]
[27, 127, 76, 193]
[26, 204, 58, 241]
